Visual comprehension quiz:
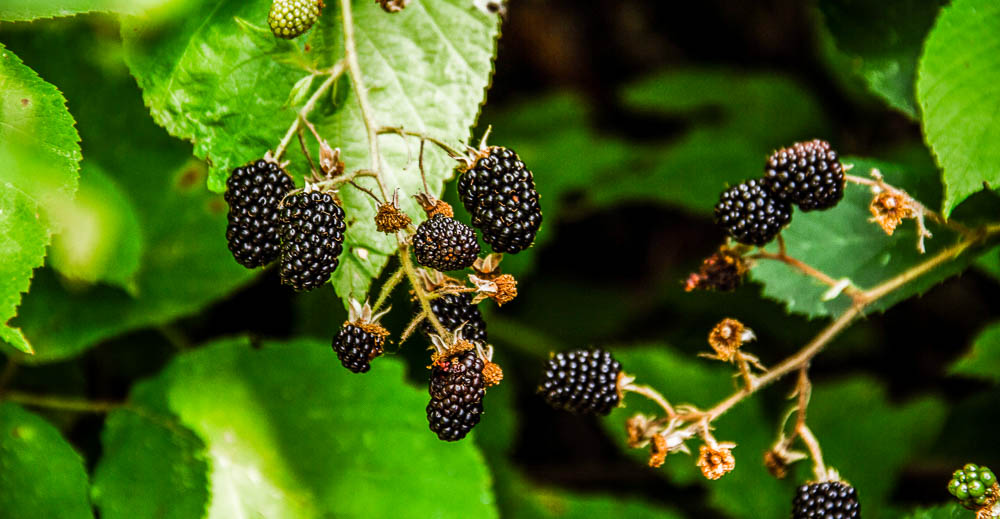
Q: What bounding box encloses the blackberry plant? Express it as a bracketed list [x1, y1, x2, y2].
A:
[279, 191, 346, 292]
[224, 158, 296, 268]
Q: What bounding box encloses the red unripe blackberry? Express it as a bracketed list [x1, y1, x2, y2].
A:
[332, 324, 387, 373]
[714, 179, 793, 246]
[420, 293, 488, 344]
[792, 481, 860, 519]
[457, 146, 542, 254]
[279, 191, 346, 291]
[762, 139, 845, 211]
[224, 159, 295, 268]
[539, 349, 622, 416]
[413, 214, 480, 271]
[426, 349, 485, 441]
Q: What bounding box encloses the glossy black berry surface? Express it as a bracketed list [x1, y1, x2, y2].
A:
[332, 324, 385, 374]
[539, 349, 622, 416]
[279, 191, 346, 291]
[714, 179, 793, 246]
[792, 481, 860, 519]
[762, 139, 845, 211]
[413, 214, 481, 271]
[427, 349, 485, 441]
[457, 146, 542, 254]
[224, 159, 295, 268]
[421, 293, 488, 344]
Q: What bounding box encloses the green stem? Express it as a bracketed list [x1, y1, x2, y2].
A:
[2, 391, 122, 414]
[399, 243, 449, 339]
[372, 266, 405, 313]
[274, 62, 345, 160]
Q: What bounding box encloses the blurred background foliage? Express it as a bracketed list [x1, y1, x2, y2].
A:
[1, 1, 999, 518]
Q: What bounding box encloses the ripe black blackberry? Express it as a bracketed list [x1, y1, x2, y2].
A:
[762, 139, 845, 211]
[539, 349, 622, 416]
[426, 349, 485, 441]
[413, 214, 480, 271]
[792, 481, 861, 519]
[279, 191, 346, 291]
[420, 293, 488, 345]
[333, 324, 386, 373]
[457, 146, 542, 254]
[224, 159, 295, 268]
[714, 179, 793, 246]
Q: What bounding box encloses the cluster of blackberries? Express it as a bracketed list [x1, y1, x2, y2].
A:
[714, 139, 845, 246]
[538, 348, 623, 416]
[224, 159, 346, 291]
[792, 481, 860, 518]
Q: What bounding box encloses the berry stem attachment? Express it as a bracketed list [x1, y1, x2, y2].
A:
[797, 424, 828, 482]
[398, 242, 450, 339]
[274, 61, 345, 160]
[621, 378, 677, 419]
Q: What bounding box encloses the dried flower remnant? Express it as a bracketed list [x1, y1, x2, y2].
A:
[697, 443, 737, 480]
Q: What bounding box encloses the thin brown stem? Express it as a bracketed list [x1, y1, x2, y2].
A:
[377, 126, 465, 160]
[798, 424, 828, 482]
[750, 250, 847, 291]
[348, 180, 381, 204]
[275, 62, 345, 160]
[3, 391, 122, 414]
[623, 383, 677, 419]
[297, 127, 318, 176]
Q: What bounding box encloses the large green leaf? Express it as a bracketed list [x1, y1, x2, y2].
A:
[949, 321, 1000, 384]
[805, 378, 946, 519]
[122, 0, 499, 307]
[917, 0, 1000, 216]
[0, 0, 167, 21]
[602, 345, 788, 519]
[91, 408, 210, 519]
[2, 20, 256, 362]
[0, 43, 81, 354]
[0, 403, 93, 519]
[96, 337, 497, 519]
[750, 158, 985, 319]
[818, 0, 945, 118]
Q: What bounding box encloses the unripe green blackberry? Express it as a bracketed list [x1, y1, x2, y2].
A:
[426, 349, 485, 441]
[762, 139, 845, 211]
[413, 214, 481, 272]
[792, 481, 860, 518]
[224, 159, 295, 268]
[538, 349, 622, 416]
[714, 179, 792, 246]
[948, 463, 998, 510]
[279, 191, 346, 291]
[420, 293, 488, 345]
[268, 0, 322, 39]
[457, 146, 542, 254]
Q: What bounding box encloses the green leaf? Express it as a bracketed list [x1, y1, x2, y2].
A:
[0, 0, 167, 21]
[122, 0, 500, 307]
[2, 21, 257, 362]
[817, 0, 945, 118]
[949, 321, 1000, 384]
[105, 336, 497, 519]
[750, 157, 981, 319]
[0, 403, 93, 519]
[917, 0, 1000, 216]
[0, 43, 81, 355]
[48, 164, 143, 292]
[898, 503, 965, 519]
[601, 345, 788, 519]
[806, 377, 947, 519]
[607, 69, 831, 214]
[92, 408, 209, 519]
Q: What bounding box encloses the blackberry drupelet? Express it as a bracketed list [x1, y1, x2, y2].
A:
[792, 481, 860, 519]
[279, 191, 346, 291]
[268, 0, 322, 39]
[426, 349, 485, 441]
[539, 349, 622, 416]
[332, 324, 387, 374]
[714, 179, 793, 246]
[413, 214, 481, 271]
[224, 159, 295, 268]
[762, 139, 845, 211]
[420, 293, 488, 344]
[457, 146, 542, 254]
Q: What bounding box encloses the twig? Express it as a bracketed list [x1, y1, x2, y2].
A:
[377, 126, 466, 160]
[399, 242, 449, 338]
[623, 383, 677, 419]
[297, 126, 318, 177]
[275, 62, 345, 160]
[798, 424, 828, 482]
[373, 267, 406, 313]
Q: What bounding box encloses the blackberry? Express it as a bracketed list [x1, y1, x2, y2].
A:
[332, 324, 387, 373]
[539, 349, 622, 416]
[268, 0, 322, 39]
[420, 293, 488, 345]
[279, 191, 346, 291]
[457, 146, 542, 254]
[224, 159, 295, 268]
[792, 481, 860, 519]
[948, 463, 998, 510]
[762, 139, 845, 211]
[413, 214, 481, 272]
[426, 349, 485, 441]
[714, 179, 793, 246]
